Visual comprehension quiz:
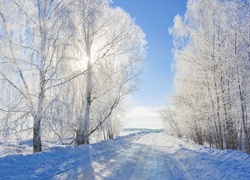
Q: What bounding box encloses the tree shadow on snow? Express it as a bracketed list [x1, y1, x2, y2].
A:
[51, 146, 96, 180]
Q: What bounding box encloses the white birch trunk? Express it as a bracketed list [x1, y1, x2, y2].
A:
[33, 7, 47, 152]
[33, 69, 46, 152]
[76, 56, 92, 145]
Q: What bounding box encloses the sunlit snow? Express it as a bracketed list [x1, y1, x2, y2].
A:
[1, 132, 250, 180]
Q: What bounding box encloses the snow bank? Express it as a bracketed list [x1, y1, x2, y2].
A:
[0, 132, 145, 180]
[1, 132, 250, 180]
[162, 133, 250, 180]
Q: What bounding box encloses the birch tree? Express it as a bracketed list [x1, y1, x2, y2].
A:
[0, 0, 146, 152]
[0, 0, 75, 152]
[68, 0, 146, 145]
[168, 0, 250, 153]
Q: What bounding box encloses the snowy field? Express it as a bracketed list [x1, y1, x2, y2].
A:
[0, 132, 250, 180]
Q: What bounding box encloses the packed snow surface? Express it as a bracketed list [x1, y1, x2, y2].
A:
[1, 132, 250, 180]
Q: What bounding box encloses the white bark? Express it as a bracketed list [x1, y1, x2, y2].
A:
[169, 0, 250, 152]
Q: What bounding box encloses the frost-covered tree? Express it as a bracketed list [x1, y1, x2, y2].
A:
[167, 0, 250, 153]
[68, 1, 146, 144]
[0, 0, 76, 152]
[0, 0, 146, 153]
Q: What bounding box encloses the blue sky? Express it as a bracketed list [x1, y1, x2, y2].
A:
[111, 0, 187, 107]
[111, 0, 187, 128]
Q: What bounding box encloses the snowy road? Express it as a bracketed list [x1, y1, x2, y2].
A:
[91, 133, 193, 180]
[54, 133, 192, 180]
[1, 132, 250, 180]
[52, 133, 250, 180]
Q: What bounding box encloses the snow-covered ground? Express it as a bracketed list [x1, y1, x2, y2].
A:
[0, 132, 250, 180]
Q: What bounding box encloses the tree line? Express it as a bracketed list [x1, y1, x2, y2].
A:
[0, 0, 146, 152]
[162, 0, 250, 153]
